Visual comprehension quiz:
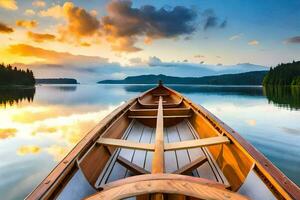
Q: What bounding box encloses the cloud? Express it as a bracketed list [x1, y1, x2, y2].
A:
[101, 1, 197, 52]
[17, 145, 41, 155]
[0, 0, 17, 10]
[27, 31, 56, 42]
[44, 2, 101, 43]
[39, 4, 64, 18]
[229, 33, 242, 41]
[25, 9, 35, 16]
[16, 20, 38, 29]
[0, 22, 14, 33]
[148, 56, 163, 66]
[248, 40, 259, 46]
[32, 0, 46, 7]
[202, 9, 225, 30]
[0, 128, 16, 139]
[285, 36, 300, 44]
[7, 44, 108, 65]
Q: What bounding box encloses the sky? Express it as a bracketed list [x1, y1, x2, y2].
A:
[0, 0, 300, 83]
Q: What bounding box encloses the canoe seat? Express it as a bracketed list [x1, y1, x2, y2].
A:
[94, 120, 230, 189]
[85, 174, 248, 200]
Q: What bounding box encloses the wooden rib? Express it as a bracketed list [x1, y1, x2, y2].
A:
[164, 136, 230, 151]
[117, 156, 150, 175]
[172, 156, 208, 175]
[97, 138, 154, 151]
[85, 177, 249, 200]
[128, 115, 191, 119]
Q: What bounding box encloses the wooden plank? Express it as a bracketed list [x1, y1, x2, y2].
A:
[128, 115, 191, 119]
[173, 156, 207, 175]
[86, 175, 248, 200]
[164, 128, 178, 173]
[152, 96, 165, 174]
[151, 96, 165, 200]
[97, 138, 154, 151]
[144, 129, 155, 171]
[117, 156, 150, 175]
[164, 136, 230, 151]
[131, 126, 153, 168]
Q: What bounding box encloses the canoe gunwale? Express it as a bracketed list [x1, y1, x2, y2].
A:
[25, 84, 300, 200]
[164, 85, 300, 200]
[25, 86, 159, 200]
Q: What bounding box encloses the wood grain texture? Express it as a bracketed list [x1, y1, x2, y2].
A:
[164, 136, 230, 151]
[97, 138, 155, 151]
[173, 156, 207, 175]
[152, 96, 165, 174]
[86, 178, 249, 200]
[117, 156, 150, 175]
[165, 85, 300, 199]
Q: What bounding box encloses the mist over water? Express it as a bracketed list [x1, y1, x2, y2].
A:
[0, 84, 299, 199]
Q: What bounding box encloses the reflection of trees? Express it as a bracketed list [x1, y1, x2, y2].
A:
[0, 87, 35, 107]
[263, 86, 300, 110]
[56, 86, 77, 92]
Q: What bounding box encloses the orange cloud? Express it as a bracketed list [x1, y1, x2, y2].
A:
[27, 31, 55, 43]
[59, 2, 100, 39]
[248, 40, 259, 46]
[39, 4, 64, 18]
[40, 2, 100, 45]
[7, 44, 108, 65]
[17, 145, 41, 155]
[32, 0, 46, 7]
[0, 128, 16, 139]
[0, 0, 17, 10]
[25, 9, 36, 16]
[16, 20, 38, 29]
[0, 22, 14, 33]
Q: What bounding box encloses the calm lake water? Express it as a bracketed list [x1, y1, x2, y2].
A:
[0, 84, 300, 199]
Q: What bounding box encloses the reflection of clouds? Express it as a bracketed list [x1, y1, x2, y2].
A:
[0, 128, 16, 139]
[46, 145, 69, 162]
[17, 145, 41, 155]
[246, 119, 256, 126]
[0, 102, 119, 162]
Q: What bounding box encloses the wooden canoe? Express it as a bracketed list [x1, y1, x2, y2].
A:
[26, 83, 300, 200]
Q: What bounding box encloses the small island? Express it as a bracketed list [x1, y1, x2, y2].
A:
[35, 78, 79, 84]
[0, 63, 35, 86]
[263, 61, 300, 86]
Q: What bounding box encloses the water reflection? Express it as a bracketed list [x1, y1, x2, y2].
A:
[263, 86, 300, 110]
[0, 84, 300, 200]
[0, 87, 35, 107]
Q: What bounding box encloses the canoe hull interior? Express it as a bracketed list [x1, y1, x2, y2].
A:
[26, 84, 300, 200]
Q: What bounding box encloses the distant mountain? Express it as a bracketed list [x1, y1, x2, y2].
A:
[263, 61, 300, 86]
[36, 78, 78, 84]
[98, 71, 268, 85]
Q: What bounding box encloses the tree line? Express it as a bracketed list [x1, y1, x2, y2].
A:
[0, 63, 35, 86]
[263, 61, 300, 86]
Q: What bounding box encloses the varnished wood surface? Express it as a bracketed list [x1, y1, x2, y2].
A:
[86, 174, 249, 200]
[164, 136, 230, 151]
[117, 156, 150, 175]
[152, 96, 165, 174]
[173, 156, 207, 175]
[97, 138, 155, 151]
[165, 85, 300, 199]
